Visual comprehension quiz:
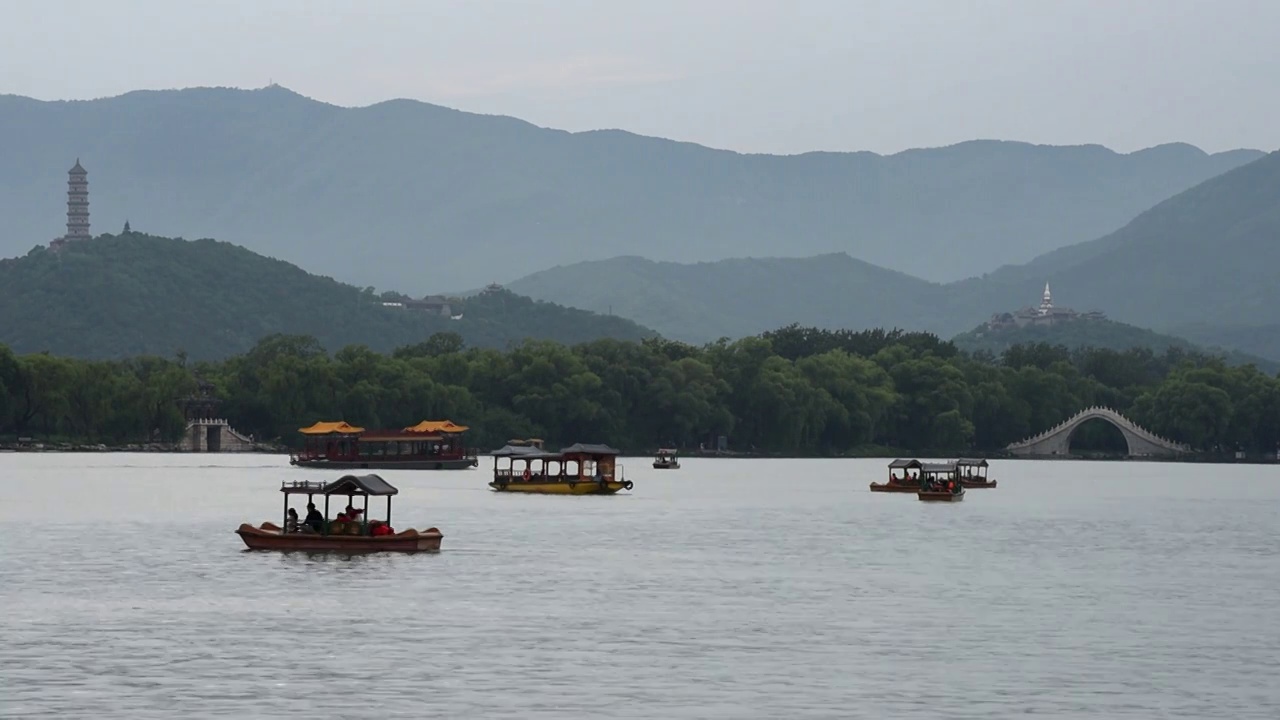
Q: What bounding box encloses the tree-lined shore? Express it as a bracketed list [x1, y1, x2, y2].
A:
[2, 325, 1277, 457]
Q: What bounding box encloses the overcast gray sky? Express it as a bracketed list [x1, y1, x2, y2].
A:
[3, 0, 1277, 155]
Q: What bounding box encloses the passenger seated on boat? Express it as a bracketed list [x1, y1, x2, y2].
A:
[285, 508, 300, 533]
[370, 520, 395, 536]
[304, 503, 325, 533]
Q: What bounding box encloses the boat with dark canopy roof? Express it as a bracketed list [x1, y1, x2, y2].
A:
[652, 448, 680, 469]
[917, 462, 965, 502]
[235, 473, 443, 552]
[956, 458, 997, 488]
[489, 442, 634, 494]
[870, 458, 923, 493]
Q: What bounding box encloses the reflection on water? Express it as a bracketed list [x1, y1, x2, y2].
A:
[1, 454, 1278, 718]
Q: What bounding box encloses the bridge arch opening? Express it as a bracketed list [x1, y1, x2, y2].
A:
[1066, 417, 1129, 456]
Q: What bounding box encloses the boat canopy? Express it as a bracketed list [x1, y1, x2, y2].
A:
[656, 448, 678, 454]
[561, 443, 620, 456]
[920, 462, 958, 473]
[956, 458, 989, 467]
[404, 420, 469, 434]
[888, 458, 922, 469]
[358, 431, 444, 442]
[491, 444, 558, 459]
[299, 420, 365, 435]
[322, 474, 400, 496]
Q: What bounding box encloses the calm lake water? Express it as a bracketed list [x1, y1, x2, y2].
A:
[1, 453, 1277, 718]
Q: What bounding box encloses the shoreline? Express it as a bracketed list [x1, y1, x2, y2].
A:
[0, 442, 288, 454]
[1, 444, 1275, 464]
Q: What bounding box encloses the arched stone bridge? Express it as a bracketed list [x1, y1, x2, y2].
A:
[1006, 406, 1190, 457]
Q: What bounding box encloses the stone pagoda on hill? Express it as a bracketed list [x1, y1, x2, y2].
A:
[986, 283, 1107, 330]
[49, 159, 92, 249]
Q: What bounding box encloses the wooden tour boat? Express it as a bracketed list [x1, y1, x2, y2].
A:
[653, 448, 680, 470]
[956, 458, 997, 488]
[236, 474, 443, 552]
[917, 461, 966, 502]
[870, 458, 922, 493]
[490, 442, 634, 494]
[918, 487, 965, 502]
[289, 419, 479, 470]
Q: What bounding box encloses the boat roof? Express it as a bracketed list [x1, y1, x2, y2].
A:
[955, 458, 989, 467]
[298, 420, 365, 435]
[921, 462, 958, 473]
[656, 448, 678, 454]
[358, 430, 444, 442]
[491, 444, 558, 459]
[888, 458, 922, 469]
[560, 443, 621, 456]
[403, 419, 469, 434]
[279, 474, 399, 496]
[281, 480, 328, 495]
[323, 473, 399, 496]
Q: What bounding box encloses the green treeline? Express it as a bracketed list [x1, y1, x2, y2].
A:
[2, 324, 1278, 455]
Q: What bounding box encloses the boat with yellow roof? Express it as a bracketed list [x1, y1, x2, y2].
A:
[289, 419, 479, 470]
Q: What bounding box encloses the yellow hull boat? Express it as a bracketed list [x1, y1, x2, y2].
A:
[489, 441, 633, 496]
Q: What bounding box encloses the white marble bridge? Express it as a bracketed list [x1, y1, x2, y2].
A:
[1006, 406, 1190, 457]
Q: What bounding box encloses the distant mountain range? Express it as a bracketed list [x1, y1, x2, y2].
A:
[508, 151, 1280, 360]
[505, 252, 946, 343]
[0, 86, 1263, 294]
[961, 149, 1280, 358]
[0, 233, 655, 360]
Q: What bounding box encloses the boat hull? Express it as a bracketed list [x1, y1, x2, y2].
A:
[236, 523, 443, 552]
[489, 479, 633, 495]
[917, 490, 965, 502]
[653, 462, 680, 469]
[962, 479, 997, 488]
[290, 457, 478, 470]
[870, 482, 920, 493]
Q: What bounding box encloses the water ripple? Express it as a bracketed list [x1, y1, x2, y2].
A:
[1, 454, 1278, 718]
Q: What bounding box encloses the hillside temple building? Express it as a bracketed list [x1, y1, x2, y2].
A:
[49, 159, 91, 249]
[986, 283, 1106, 330]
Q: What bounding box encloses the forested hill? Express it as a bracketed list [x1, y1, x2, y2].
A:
[950, 318, 1278, 374]
[0, 233, 656, 360]
[0, 86, 1262, 291]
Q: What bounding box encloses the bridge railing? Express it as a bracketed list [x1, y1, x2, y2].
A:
[1006, 406, 1189, 451]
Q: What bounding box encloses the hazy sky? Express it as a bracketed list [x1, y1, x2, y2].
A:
[3, 0, 1277, 155]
